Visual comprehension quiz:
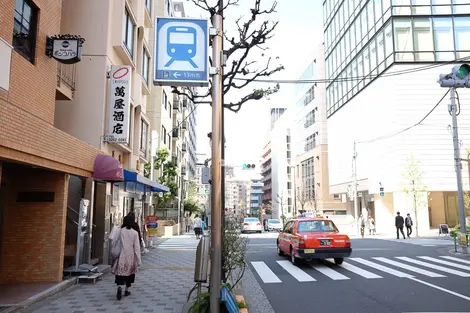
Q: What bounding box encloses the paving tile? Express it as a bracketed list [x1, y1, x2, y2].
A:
[22, 237, 197, 313]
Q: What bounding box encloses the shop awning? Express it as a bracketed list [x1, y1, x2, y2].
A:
[92, 154, 124, 181]
[123, 169, 170, 192]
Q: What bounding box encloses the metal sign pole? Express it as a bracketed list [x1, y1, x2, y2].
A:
[209, 8, 223, 313]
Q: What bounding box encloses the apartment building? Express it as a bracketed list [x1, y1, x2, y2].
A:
[270, 109, 296, 219]
[293, 44, 346, 216]
[195, 156, 210, 216]
[261, 141, 273, 205]
[249, 178, 264, 217]
[0, 0, 105, 287]
[225, 179, 249, 216]
[324, 0, 470, 234]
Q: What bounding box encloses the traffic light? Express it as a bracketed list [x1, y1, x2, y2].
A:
[438, 64, 470, 88]
[242, 164, 256, 170]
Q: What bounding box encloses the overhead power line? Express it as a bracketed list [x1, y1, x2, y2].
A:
[232, 56, 470, 85]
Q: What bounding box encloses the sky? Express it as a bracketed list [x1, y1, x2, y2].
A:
[185, 0, 324, 178]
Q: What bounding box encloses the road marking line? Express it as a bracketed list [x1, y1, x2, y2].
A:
[338, 262, 383, 279]
[353, 248, 394, 251]
[349, 258, 414, 278]
[310, 263, 350, 280]
[251, 262, 282, 283]
[276, 261, 316, 282]
[396, 257, 470, 277]
[418, 256, 470, 271]
[373, 257, 445, 278]
[408, 276, 470, 301]
[421, 245, 437, 247]
[441, 256, 470, 265]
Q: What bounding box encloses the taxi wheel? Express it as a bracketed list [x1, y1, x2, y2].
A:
[290, 247, 300, 266]
[334, 257, 344, 265]
[277, 241, 284, 256]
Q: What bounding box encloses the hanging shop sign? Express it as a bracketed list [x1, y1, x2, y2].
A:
[45, 34, 85, 64]
[103, 65, 132, 144]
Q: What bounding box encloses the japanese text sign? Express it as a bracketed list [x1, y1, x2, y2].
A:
[104, 65, 132, 144]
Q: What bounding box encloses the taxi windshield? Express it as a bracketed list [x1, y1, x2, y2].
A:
[298, 220, 338, 233]
[268, 219, 280, 223]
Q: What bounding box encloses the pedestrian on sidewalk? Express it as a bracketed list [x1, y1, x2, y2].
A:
[193, 214, 202, 239]
[367, 216, 376, 235]
[112, 215, 141, 300]
[359, 214, 366, 238]
[395, 212, 406, 239]
[405, 213, 413, 238]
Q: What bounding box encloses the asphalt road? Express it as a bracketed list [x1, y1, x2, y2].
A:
[243, 232, 470, 313]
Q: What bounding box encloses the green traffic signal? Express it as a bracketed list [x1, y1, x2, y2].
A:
[456, 64, 470, 79]
[242, 164, 247, 169]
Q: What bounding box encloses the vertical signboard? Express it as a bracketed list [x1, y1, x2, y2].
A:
[104, 65, 132, 144]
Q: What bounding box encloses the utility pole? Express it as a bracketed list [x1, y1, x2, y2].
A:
[450, 87, 467, 252]
[219, 0, 226, 283]
[209, 2, 223, 311]
[412, 179, 419, 237]
[438, 64, 470, 252]
[353, 142, 359, 236]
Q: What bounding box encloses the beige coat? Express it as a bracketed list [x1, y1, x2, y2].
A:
[112, 228, 141, 276]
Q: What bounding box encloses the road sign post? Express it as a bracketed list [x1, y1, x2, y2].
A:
[154, 17, 209, 87]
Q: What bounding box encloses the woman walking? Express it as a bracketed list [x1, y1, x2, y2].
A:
[112, 215, 141, 300]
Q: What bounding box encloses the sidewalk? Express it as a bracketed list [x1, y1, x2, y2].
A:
[21, 236, 198, 313]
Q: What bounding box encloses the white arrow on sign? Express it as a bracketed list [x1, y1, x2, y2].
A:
[173, 72, 181, 78]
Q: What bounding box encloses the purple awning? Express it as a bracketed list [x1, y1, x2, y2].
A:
[92, 154, 124, 181]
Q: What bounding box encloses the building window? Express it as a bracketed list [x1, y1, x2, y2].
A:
[304, 110, 316, 128]
[12, 0, 38, 63]
[433, 18, 454, 61]
[163, 91, 168, 110]
[169, 103, 172, 118]
[123, 7, 135, 57]
[162, 126, 167, 144]
[413, 18, 434, 61]
[454, 17, 470, 59]
[142, 47, 150, 83]
[145, 0, 152, 13]
[140, 119, 148, 155]
[167, 133, 171, 147]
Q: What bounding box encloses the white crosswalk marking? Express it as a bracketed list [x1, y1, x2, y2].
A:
[418, 256, 470, 271]
[373, 257, 446, 278]
[440, 255, 470, 265]
[158, 238, 199, 250]
[276, 261, 316, 282]
[337, 262, 383, 279]
[395, 257, 470, 277]
[251, 262, 282, 283]
[349, 258, 414, 278]
[250, 256, 470, 285]
[310, 263, 350, 280]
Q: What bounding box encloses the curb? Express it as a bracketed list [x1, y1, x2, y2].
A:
[2, 277, 77, 313]
[236, 295, 248, 313]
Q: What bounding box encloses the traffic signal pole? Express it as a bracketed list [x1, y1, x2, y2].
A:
[450, 87, 468, 252]
[209, 3, 223, 312]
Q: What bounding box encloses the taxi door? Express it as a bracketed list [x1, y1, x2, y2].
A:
[280, 221, 294, 252]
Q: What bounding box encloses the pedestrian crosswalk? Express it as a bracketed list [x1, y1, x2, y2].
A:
[156, 237, 200, 251]
[250, 255, 470, 284]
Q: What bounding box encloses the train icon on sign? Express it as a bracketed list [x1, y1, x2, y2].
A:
[164, 26, 198, 68]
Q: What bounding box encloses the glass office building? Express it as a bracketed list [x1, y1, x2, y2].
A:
[324, 0, 470, 117]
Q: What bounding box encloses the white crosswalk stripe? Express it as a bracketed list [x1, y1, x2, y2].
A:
[249, 255, 470, 284]
[373, 257, 445, 278]
[157, 238, 199, 251]
[277, 261, 316, 282]
[395, 257, 470, 277]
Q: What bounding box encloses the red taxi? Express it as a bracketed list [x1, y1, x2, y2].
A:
[277, 218, 352, 265]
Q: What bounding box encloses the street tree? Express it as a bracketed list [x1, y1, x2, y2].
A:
[401, 153, 428, 237]
[275, 193, 287, 225]
[172, 0, 284, 113]
[296, 187, 309, 215]
[144, 148, 178, 213]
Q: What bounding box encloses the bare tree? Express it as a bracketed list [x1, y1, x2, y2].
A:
[172, 0, 284, 113]
[296, 187, 309, 215]
[275, 193, 287, 225]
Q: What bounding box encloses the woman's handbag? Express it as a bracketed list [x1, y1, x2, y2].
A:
[110, 227, 122, 259]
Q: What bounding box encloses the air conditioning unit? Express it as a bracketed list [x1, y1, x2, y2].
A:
[333, 194, 341, 200]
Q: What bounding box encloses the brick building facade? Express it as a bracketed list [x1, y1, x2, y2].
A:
[0, 0, 101, 284]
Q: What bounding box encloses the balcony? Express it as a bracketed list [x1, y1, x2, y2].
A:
[182, 120, 187, 130]
[56, 63, 75, 100]
[173, 100, 180, 111]
[181, 166, 187, 176]
[182, 142, 187, 152]
[172, 129, 180, 139]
